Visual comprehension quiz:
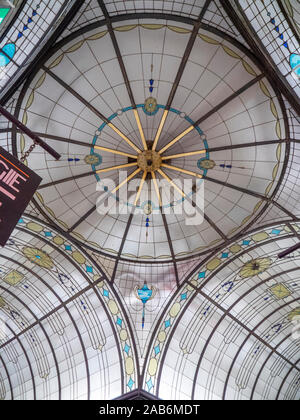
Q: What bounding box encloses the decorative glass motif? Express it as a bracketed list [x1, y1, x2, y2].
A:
[239, 258, 272, 278]
[134, 282, 157, 328]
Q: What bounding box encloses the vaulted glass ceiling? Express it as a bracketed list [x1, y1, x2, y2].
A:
[0, 0, 299, 401]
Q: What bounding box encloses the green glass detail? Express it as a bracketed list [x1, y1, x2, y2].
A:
[0, 8, 10, 25]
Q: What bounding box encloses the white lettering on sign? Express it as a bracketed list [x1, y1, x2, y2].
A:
[0, 158, 27, 204]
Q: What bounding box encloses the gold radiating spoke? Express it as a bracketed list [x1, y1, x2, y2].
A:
[108, 122, 141, 154]
[96, 162, 137, 174]
[112, 167, 142, 194]
[151, 171, 162, 207]
[134, 171, 147, 206]
[161, 150, 206, 160]
[161, 163, 202, 179]
[157, 168, 186, 197]
[159, 125, 194, 154]
[152, 110, 169, 151]
[94, 145, 137, 159]
[134, 109, 148, 151]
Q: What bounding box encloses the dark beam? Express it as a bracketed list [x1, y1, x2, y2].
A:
[38, 170, 95, 190]
[275, 358, 300, 400]
[203, 174, 266, 200]
[68, 205, 96, 233]
[207, 139, 285, 154]
[34, 132, 93, 148]
[0, 103, 61, 160]
[204, 174, 296, 221]
[166, 0, 212, 110]
[188, 283, 300, 374]
[42, 65, 109, 124]
[0, 0, 85, 105]
[97, 0, 136, 108]
[194, 74, 264, 127]
[0, 275, 103, 350]
[111, 212, 134, 284]
[203, 212, 227, 240]
[278, 1, 300, 47]
[221, 0, 300, 116]
[250, 333, 299, 400]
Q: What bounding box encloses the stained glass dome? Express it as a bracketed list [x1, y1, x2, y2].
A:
[0, 0, 299, 401]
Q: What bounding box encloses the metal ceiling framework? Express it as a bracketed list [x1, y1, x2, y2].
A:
[8, 10, 294, 264]
[0, 0, 299, 400]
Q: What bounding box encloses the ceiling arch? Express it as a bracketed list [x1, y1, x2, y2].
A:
[0, 214, 140, 399]
[143, 222, 300, 399]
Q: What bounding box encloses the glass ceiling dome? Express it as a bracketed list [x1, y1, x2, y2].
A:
[15, 20, 287, 262]
[0, 0, 300, 402]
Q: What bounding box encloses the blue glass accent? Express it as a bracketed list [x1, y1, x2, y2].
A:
[220, 164, 225, 168]
[283, 42, 288, 48]
[124, 343, 130, 354]
[103, 289, 109, 298]
[116, 317, 122, 327]
[154, 345, 160, 355]
[271, 18, 275, 24]
[180, 293, 187, 301]
[23, 25, 28, 31]
[65, 245, 72, 251]
[44, 231, 52, 237]
[272, 323, 282, 333]
[290, 54, 300, 76]
[28, 17, 32, 23]
[146, 378, 153, 391]
[86, 265, 93, 273]
[165, 319, 171, 328]
[221, 252, 229, 259]
[271, 229, 281, 235]
[127, 378, 134, 390]
[137, 284, 153, 304]
[149, 79, 154, 85]
[146, 218, 150, 222]
[222, 281, 234, 292]
[275, 26, 279, 32]
[279, 34, 283, 40]
[0, 43, 16, 67]
[149, 87, 153, 92]
[18, 218, 24, 224]
[32, 10, 37, 16]
[17, 32, 23, 38]
[198, 271, 206, 279]
[243, 240, 250, 246]
[146, 223, 149, 227]
[108, 113, 118, 121]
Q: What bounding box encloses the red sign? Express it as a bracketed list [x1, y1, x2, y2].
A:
[0, 146, 42, 246]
